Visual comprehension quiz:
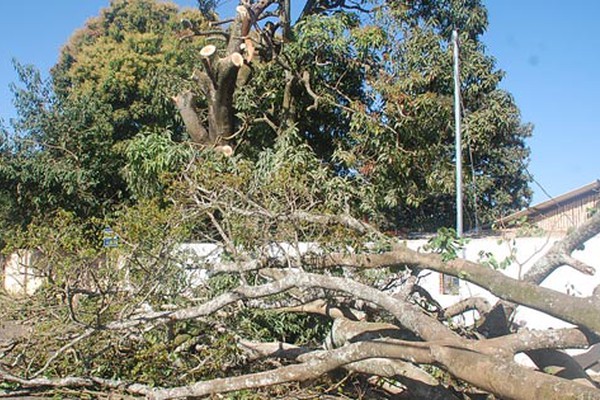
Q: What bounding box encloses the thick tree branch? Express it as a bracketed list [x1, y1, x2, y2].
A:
[441, 296, 491, 319]
[325, 246, 600, 336]
[484, 328, 594, 355]
[326, 319, 411, 349]
[149, 340, 439, 400]
[432, 346, 600, 400]
[524, 207, 600, 284]
[171, 90, 209, 143]
[238, 339, 314, 362]
[559, 254, 595, 276]
[238, 339, 460, 400]
[150, 335, 600, 400]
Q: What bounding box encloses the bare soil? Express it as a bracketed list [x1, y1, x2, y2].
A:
[0, 320, 28, 341]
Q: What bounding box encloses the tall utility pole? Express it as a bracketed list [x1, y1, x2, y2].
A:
[452, 30, 463, 237]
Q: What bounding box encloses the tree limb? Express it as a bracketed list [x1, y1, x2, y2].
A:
[171, 91, 209, 143]
[524, 208, 600, 284]
[0, 368, 152, 397]
[101, 271, 456, 343]
[149, 340, 437, 400]
[325, 246, 600, 336]
[432, 345, 600, 400]
[238, 339, 460, 400]
[441, 296, 491, 319]
[149, 336, 600, 400]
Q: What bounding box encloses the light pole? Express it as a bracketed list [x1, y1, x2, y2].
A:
[452, 29, 463, 238]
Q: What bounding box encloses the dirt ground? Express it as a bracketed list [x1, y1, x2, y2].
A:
[0, 320, 28, 341]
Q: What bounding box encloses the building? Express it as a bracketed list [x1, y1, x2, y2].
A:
[496, 180, 600, 233]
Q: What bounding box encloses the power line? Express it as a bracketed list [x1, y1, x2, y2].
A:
[525, 167, 555, 202]
[524, 167, 576, 228]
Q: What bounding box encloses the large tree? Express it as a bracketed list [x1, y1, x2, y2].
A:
[0, 2, 561, 397]
[337, 0, 532, 230]
[0, 0, 208, 231]
[1, 0, 529, 233]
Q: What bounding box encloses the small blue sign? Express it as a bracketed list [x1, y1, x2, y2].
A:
[103, 227, 119, 248]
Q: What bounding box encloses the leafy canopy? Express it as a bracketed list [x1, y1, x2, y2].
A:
[0, 0, 531, 242]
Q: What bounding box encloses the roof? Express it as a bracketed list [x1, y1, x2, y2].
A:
[499, 180, 600, 226]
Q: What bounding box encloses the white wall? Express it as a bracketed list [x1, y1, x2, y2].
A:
[5, 234, 600, 329]
[2, 250, 44, 297]
[408, 234, 600, 330]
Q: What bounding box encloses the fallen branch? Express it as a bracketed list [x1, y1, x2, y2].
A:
[441, 296, 492, 319]
[89, 271, 455, 344]
[324, 246, 600, 336]
[149, 340, 436, 400]
[149, 337, 600, 400]
[524, 207, 600, 284]
[239, 339, 459, 400]
[0, 368, 152, 397]
[432, 345, 600, 400]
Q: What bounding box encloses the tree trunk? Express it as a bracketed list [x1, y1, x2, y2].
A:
[173, 2, 273, 154]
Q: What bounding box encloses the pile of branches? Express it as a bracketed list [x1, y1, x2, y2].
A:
[2, 191, 600, 399]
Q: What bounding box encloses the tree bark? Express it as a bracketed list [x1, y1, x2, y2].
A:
[325, 246, 600, 337]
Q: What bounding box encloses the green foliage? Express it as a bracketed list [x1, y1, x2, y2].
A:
[205, 273, 241, 297]
[237, 309, 331, 345]
[251, 130, 356, 215]
[122, 130, 195, 199]
[493, 215, 545, 237]
[337, 0, 532, 230]
[52, 0, 207, 139]
[478, 244, 516, 271]
[423, 227, 468, 261]
[0, 62, 124, 234]
[2, 209, 99, 269]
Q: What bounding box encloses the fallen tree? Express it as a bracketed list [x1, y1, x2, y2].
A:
[0, 0, 591, 398]
[2, 159, 600, 399]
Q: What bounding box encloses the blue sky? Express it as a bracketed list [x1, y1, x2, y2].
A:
[484, 1, 600, 203]
[0, 0, 598, 205]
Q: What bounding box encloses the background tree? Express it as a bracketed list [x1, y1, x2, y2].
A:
[337, 0, 532, 231]
[1, 0, 530, 235]
[0, 0, 208, 236]
[51, 0, 208, 140]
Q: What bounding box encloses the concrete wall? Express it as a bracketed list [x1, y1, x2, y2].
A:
[2, 250, 44, 297]
[408, 234, 600, 330]
[4, 234, 600, 327]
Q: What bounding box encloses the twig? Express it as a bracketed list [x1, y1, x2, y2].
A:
[31, 329, 94, 378]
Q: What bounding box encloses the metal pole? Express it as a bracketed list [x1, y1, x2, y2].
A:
[452, 29, 463, 237]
